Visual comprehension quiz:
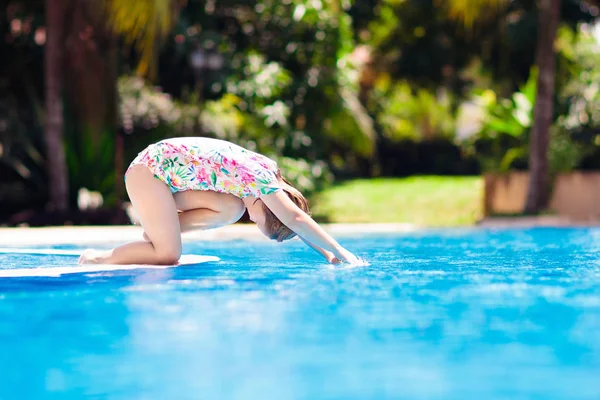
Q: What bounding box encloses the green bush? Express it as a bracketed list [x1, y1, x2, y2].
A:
[371, 76, 456, 142]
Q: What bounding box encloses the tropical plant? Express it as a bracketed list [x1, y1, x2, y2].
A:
[477, 68, 537, 138]
[38, 0, 180, 212]
[443, 0, 562, 213]
[469, 68, 537, 172]
[468, 64, 588, 176]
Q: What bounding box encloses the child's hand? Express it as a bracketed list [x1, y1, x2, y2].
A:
[334, 247, 360, 264]
[326, 252, 342, 265]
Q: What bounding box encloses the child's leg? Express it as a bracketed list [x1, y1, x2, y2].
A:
[174, 190, 246, 232]
[80, 165, 182, 265]
[138, 189, 246, 242]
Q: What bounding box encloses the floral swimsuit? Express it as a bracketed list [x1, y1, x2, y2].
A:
[127, 137, 282, 198]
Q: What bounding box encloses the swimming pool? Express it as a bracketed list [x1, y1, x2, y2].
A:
[0, 228, 599, 399]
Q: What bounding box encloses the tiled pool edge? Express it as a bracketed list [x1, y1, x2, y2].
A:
[0, 223, 417, 247]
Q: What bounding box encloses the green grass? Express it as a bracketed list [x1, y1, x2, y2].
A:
[311, 176, 483, 226]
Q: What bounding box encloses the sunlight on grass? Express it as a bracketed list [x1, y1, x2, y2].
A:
[312, 176, 483, 226]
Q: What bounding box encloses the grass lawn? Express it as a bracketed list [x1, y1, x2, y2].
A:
[311, 176, 483, 226]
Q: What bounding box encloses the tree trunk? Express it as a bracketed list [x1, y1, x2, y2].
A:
[524, 0, 560, 214]
[45, 0, 70, 212]
[63, 0, 120, 205]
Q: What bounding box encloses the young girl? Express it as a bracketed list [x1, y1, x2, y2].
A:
[78, 137, 359, 265]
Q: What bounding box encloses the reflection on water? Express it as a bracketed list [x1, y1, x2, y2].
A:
[1, 228, 600, 399]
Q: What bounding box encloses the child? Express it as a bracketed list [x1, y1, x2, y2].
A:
[78, 137, 359, 265]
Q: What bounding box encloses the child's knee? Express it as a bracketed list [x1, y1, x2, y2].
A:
[154, 243, 182, 265]
[213, 194, 245, 223]
[225, 199, 246, 223]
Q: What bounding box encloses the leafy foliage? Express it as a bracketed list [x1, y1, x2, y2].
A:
[0, 89, 47, 216]
[119, 75, 200, 133]
[117, 74, 333, 195]
[548, 125, 589, 174]
[553, 23, 600, 171]
[478, 67, 537, 139]
[372, 76, 456, 141]
[3, 0, 600, 220]
[466, 68, 537, 172]
[557, 25, 600, 134]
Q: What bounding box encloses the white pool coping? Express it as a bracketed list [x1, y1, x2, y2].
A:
[0, 223, 417, 247]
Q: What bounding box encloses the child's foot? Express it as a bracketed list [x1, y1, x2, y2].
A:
[78, 249, 110, 264]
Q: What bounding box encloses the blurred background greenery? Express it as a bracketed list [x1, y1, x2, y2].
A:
[1, 0, 599, 226]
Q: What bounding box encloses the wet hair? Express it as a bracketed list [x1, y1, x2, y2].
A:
[262, 174, 310, 242]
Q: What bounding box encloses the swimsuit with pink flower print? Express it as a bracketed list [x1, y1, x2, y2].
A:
[127, 137, 282, 198]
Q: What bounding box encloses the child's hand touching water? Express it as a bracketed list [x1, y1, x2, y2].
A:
[324, 250, 342, 264]
[335, 247, 361, 264]
[323, 246, 363, 265]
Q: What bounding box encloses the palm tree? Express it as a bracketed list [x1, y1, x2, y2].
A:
[442, 0, 561, 213]
[44, 0, 69, 211]
[524, 0, 560, 213]
[103, 0, 180, 200]
[43, 0, 177, 212]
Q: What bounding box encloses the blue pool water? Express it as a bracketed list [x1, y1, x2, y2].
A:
[1, 228, 599, 400]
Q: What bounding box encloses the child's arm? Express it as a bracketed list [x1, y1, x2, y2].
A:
[261, 191, 358, 263]
[299, 236, 341, 264]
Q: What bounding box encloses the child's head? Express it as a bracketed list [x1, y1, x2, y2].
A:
[262, 176, 309, 242]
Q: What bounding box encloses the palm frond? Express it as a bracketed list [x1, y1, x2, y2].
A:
[438, 0, 511, 28]
[104, 0, 178, 78]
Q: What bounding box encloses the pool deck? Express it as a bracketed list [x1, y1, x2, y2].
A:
[0, 216, 597, 247]
[0, 223, 417, 247]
